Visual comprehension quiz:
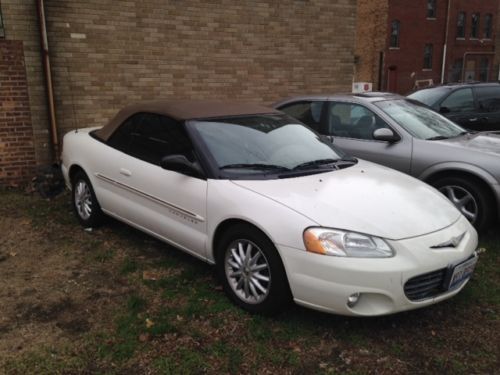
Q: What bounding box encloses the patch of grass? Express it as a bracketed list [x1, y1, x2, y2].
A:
[127, 295, 146, 314]
[2, 347, 86, 374]
[96, 295, 147, 362]
[154, 348, 208, 374]
[207, 341, 243, 373]
[1, 189, 499, 374]
[120, 257, 138, 274]
[93, 248, 115, 263]
[146, 310, 178, 337]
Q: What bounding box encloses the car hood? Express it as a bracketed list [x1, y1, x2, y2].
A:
[440, 131, 500, 156]
[231, 160, 461, 240]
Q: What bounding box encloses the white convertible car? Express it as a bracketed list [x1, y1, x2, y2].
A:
[61, 100, 479, 316]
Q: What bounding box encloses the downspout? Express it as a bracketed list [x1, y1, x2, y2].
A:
[441, 0, 451, 83]
[36, 0, 59, 161]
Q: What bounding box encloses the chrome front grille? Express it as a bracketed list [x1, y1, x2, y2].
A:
[404, 268, 447, 301]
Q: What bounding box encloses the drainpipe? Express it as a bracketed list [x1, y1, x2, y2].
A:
[441, 0, 451, 83]
[461, 52, 495, 81]
[36, 0, 59, 161]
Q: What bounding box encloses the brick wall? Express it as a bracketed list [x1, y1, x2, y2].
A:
[1, 0, 357, 181]
[0, 40, 36, 185]
[355, 0, 388, 89]
[1, 0, 52, 168]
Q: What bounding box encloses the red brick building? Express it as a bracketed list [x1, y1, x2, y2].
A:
[0, 0, 357, 186]
[356, 0, 499, 94]
[0, 19, 36, 185]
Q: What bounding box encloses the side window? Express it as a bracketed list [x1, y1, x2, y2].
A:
[107, 113, 144, 153]
[476, 87, 500, 112]
[457, 12, 466, 38]
[390, 20, 400, 48]
[279, 101, 324, 131]
[326, 103, 389, 140]
[440, 89, 475, 113]
[129, 114, 194, 165]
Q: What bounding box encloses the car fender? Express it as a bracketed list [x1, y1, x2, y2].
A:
[418, 161, 499, 186]
[206, 180, 317, 264]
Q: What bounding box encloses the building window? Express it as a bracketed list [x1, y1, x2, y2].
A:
[450, 59, 463, 82]
[427, 0, 436, 18]
[423, 44, 433, 69]
[471, 13, 479, 38]
[484, 14, 493, 38]
[0, 5, 5, 38]
[390, 20, 400, 48]
[479, 58, 489, 81]
[457, 12, 466, 38]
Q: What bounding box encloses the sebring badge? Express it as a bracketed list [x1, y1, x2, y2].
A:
[431, 232, 466, 249]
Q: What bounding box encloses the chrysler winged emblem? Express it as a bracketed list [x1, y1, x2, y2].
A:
[431, 232, 465, 249]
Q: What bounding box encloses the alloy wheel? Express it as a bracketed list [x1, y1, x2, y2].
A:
[225, 239, 271, 304]
[74, 180, 93, 220]
[439, 185, 478, 224]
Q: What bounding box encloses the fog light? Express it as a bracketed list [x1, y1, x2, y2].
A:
[347, 293, 361, 308]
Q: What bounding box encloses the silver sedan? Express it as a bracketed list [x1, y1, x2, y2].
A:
[275, 93, 500, 231]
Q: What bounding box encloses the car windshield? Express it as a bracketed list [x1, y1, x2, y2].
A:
[375, 99, 466, 140]
[189, 114, 348, 178]
[407, 87, 450, 107]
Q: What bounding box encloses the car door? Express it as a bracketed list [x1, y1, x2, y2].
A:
[322, 101, 412, 173]
[96, 112, 208, 259]
[473, 86, 500, 131]
[437, 88, 479, 130]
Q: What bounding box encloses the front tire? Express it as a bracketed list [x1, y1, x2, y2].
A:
[432, 176, 494, 232]
[71, 171, 104, 228]
[216, 224, 291, 315]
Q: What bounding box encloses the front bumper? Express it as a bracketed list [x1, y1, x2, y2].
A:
[279, 216, 478, 316]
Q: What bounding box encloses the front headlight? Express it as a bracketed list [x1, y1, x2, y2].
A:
[303, 228, 394, 258]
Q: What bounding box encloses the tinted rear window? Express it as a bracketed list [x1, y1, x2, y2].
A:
[408, 87, 450, 108]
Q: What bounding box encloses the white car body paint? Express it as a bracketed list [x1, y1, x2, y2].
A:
[62, 127, 478, 316]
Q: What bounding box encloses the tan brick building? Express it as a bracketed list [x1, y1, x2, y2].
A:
[354, 0, 388, 90]
[0, 0, 357, 186]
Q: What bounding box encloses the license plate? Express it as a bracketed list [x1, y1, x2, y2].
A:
[448, 256, 478, 290]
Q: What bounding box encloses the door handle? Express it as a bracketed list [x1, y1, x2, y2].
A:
[469, 118, 478, 122]
[119, 168, 132, 177]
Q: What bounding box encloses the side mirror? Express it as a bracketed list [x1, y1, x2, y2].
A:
[160, 154, 204, 178]
[439, 106, 451, 114]
[373, 128, 400, 142]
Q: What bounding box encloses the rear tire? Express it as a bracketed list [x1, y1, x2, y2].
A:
[432, 176, 494, 232]
[71, 171, 104, 228]
[215, 224, 291, 315]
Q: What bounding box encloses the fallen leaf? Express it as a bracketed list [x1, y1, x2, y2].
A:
[139, 333, 150, 342]
[9, 252, 17, 257]
[143, 271, 159, 281]
[146, 318, 154, 328]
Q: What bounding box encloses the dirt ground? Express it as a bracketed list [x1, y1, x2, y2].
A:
[0, 189, 499, 374]
[0, 193, 130, 369]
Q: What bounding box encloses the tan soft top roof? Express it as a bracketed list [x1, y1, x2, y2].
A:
[95, 100, 281, 141]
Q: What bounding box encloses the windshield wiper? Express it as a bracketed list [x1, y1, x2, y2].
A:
[292, 158, 341, 171]
[219, 163, 291, 172]
[426, 135, 449, 140]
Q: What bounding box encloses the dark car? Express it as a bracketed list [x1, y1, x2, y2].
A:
[408, 82, 500, 132]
